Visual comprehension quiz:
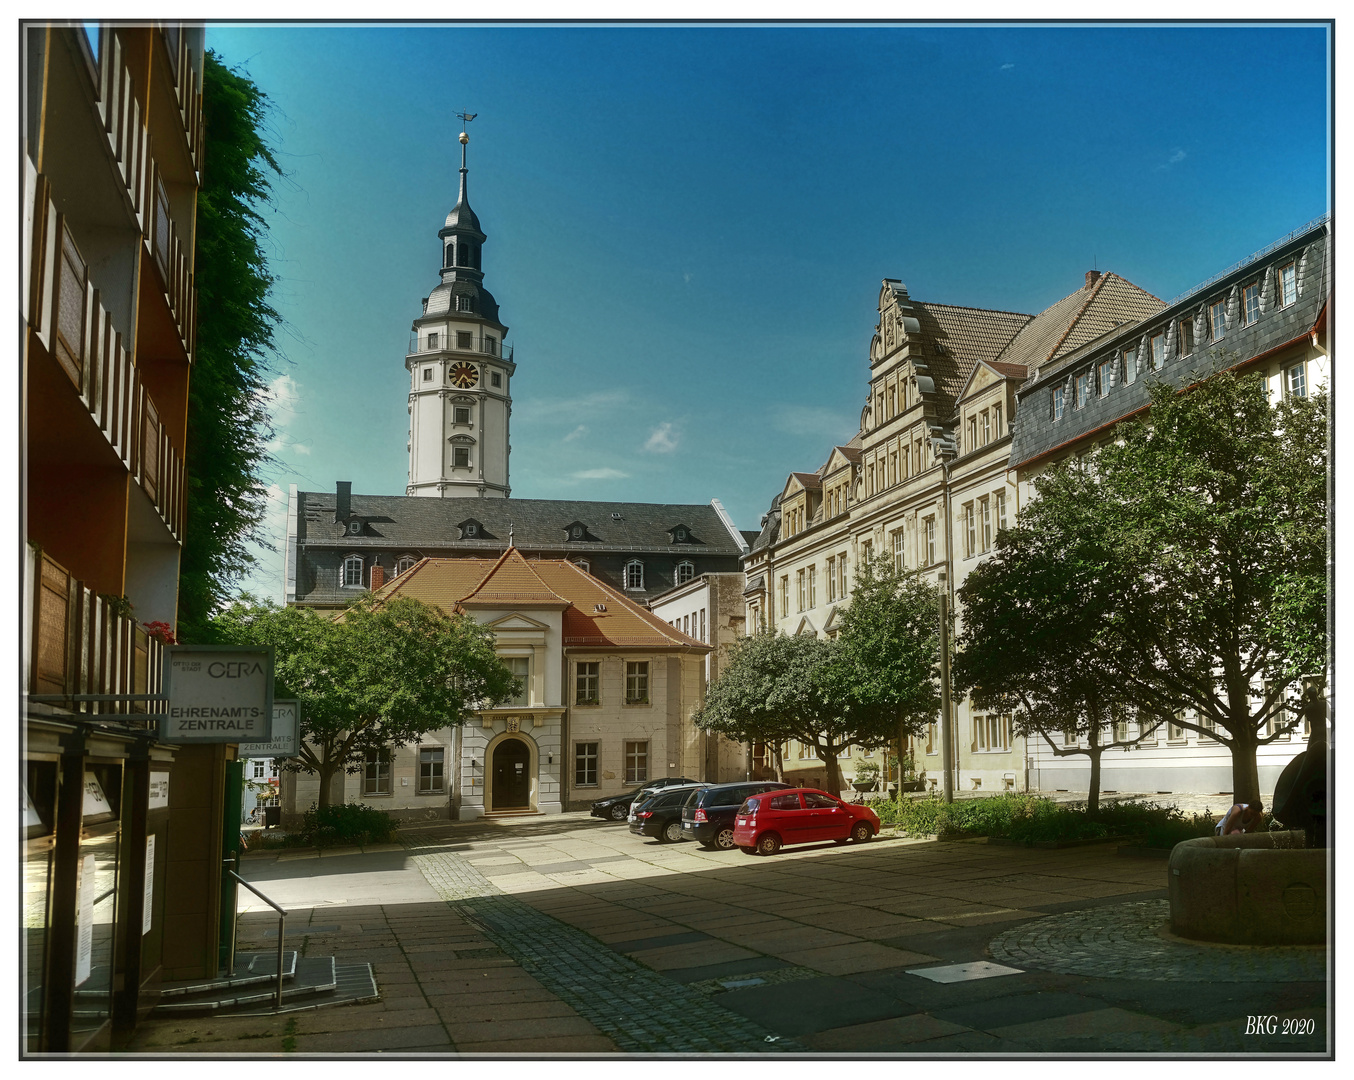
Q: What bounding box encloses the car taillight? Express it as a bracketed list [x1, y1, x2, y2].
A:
[637, 811, 652, 818]
[694, 809, 707, 822]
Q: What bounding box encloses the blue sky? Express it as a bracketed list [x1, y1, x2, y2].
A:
[205, 23, 1331, 600]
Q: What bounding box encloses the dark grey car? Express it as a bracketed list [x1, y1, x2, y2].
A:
[681, 781, 791, 850]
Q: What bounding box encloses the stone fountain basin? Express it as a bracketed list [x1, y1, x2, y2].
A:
[1168, 831, 1326, 945]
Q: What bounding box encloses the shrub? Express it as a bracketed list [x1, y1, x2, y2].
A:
[298, 802, 397, 847]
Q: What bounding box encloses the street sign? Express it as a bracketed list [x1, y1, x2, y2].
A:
[240, 700, 300, 759]
[160, 646, 274, 743]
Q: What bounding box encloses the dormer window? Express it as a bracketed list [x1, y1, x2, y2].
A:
[457, 518, 489, 540]
[563, 520, 594, 542]
[347, 519, 363, 536]
[465, 522, 478, 537]
[675, 561, 695, 585]
[396, 555, 417, 575]
[574, 558, 591, 573]
[342, 554, 364, 588]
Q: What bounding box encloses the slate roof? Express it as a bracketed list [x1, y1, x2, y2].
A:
[298, 492, 747, 555]
[370, 553, 708, 651]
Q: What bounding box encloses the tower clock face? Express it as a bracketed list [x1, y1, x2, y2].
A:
[449, 362, 478, 389]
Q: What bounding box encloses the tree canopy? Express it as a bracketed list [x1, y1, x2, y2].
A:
[211, 596, 520, 806]
[954, 368, 1326, 805]
[177, 52, 282, 643]
[694, 556, 941, 793]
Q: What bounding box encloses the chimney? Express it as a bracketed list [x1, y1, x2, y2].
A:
[335, 481, 351, 523]
[1085, 270, 1101, 290]
[370, 563, 385, 591]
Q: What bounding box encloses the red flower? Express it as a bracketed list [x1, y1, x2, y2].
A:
[142, 621, 178, 645]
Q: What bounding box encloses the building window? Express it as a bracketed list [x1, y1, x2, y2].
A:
[454, 406, 471, 424]
[826, 555, 837, 601]
[1123, 345, 1138, 385]
[980, 497, 992, 552]
[396, 555, 416, 575]
[624, 560, 644, 590]
[996, 491, 1007, 532]
[1075, 371, 1091, 409]
[992, 403, 1003, 435]
[1150, 331, 1166, 371]
[1279, 262, 1297, 307]
[1242, 282, 1261, 325]
[796, 569, 806, 612]
[1168, 713, 1187, 742]
[342, 554, 364, 588]
[575, 662, 599, 705]
[624, 740, 649, 784]
[862, 538, 873, 565]
[491, 371, 502, 388]
[452, 447, 470, 468]
[1287, 363, 1307, 399]
[981, 409, 992, 445]
[484, 336, 498, 356]
[457, 330, 473, 348]
[625, 662, 649, 705]
[675, 561, 695, 585]
[504, 656, 530, 707]
[924, 517, 936, 566]
[419, 747, 445, 793]
[967, 416, 978, 452]
[456, 294, 475, 313]
[363, 748, 391, 796]
[683, 614, 690, 636]
[575, 742, 599, 786]
[837, 552, 848, 598]
[780, 575, 789, 615]
[891, 529, 904, 573]
[1210, 300, 1226, 341]
[428, 332, 439, 349]
[964, 503, 976, 558]
[573, 558, 590, 573]
[699, 608, 706, 642]
[808, 565, 818, 608]
[1098, 359, 1113, 396]
[423, 368, 433, 382]
[926, 723, 937, 755]
[1178, 318, 1194, 357]
[252, 760, 266, 779]
[1053, 385, 1066, 420]
[974, 714, 1011, 752]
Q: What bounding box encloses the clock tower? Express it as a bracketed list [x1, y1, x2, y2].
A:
[406, 126, 514, 498]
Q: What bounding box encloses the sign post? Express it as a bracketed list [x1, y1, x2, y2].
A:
[159, 647, 274, 744]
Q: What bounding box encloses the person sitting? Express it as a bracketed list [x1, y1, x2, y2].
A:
[1215, 800, 1264, 835]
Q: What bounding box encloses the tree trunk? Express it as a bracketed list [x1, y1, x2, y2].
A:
[1086, 747, 1101, 815]
[745, 741, 753, 781]
[1229, 729, 1262, 806]
[316, 762, 338, 809]
[819, 748, 843, 795]
[771, 742, 785, 783]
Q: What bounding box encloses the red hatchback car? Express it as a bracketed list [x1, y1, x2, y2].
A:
[732, 788, 880, 855]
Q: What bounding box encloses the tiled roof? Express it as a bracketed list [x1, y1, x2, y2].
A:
[299, 492, 746, 554]
[909, 302, 1033, 399]
[370, 553, 707, 651]
[789, 472, 822, 489]
[997, 273, 1165, 375]
[987, 361, 1029, 379]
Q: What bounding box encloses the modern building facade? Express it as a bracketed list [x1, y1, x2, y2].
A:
[286, 551, 710, 819]
[23, 22, 219, 1052]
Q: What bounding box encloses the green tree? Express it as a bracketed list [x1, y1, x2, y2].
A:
[212, 596, 520, 807]
[956, 368, 1326, 807]
[694, 560, 940, 794]
[953, 467, 1156, 812]
[177, 52, 282, 643]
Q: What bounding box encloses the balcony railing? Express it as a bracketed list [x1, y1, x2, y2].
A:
[28, 174, 186, 543]
[407, 333, 513, 362]
[26, 546, 164, 719]
[91, 27, 197, 361]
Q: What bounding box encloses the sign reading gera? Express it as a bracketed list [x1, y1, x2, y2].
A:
[160, 646, 274, 743]
[240, 700, 300, 759]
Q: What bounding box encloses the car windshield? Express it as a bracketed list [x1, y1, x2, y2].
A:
[684, 788, 703, 807]
[741, 797, 759, 813]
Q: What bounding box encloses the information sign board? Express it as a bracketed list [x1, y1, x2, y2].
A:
[240, 700, 300, 759]
[160, 646, 274, 743]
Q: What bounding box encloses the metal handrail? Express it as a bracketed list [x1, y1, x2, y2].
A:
[225, 856, 287, 1009]
[1168, 212, 1330, 306]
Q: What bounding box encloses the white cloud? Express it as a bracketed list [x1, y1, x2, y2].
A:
[513, 389, 629, 424]
[1000, 62, 1015, 70]
[264, 373, 303, 454]
[770, 403, 857, 442]
[563, 425, 588, 443]
[644, 422, 679, 454]
[292, 444, 312, 455]
[1169, 148, 1187, 164]
[572, 467, 629, 480]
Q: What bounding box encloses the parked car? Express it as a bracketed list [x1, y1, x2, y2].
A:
[629, 783, 709, 842]
[590, 776, 700, 821]
[732, 788, 881, 855]
[681, 781, 791, 850]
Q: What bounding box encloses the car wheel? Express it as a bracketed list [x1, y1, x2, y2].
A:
[713, 827, 737, 851]
[661, 820, 684, 843]
[740, 845, 757, 855]
[610, 804, 627, 821]
[756, 833, 782, 856]
[850, 821, 874, 843]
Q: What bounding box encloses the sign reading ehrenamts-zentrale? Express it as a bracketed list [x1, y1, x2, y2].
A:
[160, 646, 274, 743]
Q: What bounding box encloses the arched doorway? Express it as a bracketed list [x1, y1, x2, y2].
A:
[491, 738, 532, 810]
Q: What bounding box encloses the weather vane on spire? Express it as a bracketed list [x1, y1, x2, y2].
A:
[456, 110, 477, 168]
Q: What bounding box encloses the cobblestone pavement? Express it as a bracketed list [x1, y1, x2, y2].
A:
[407, 841, 802, 1053]
[989, 899, 1329, 982]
